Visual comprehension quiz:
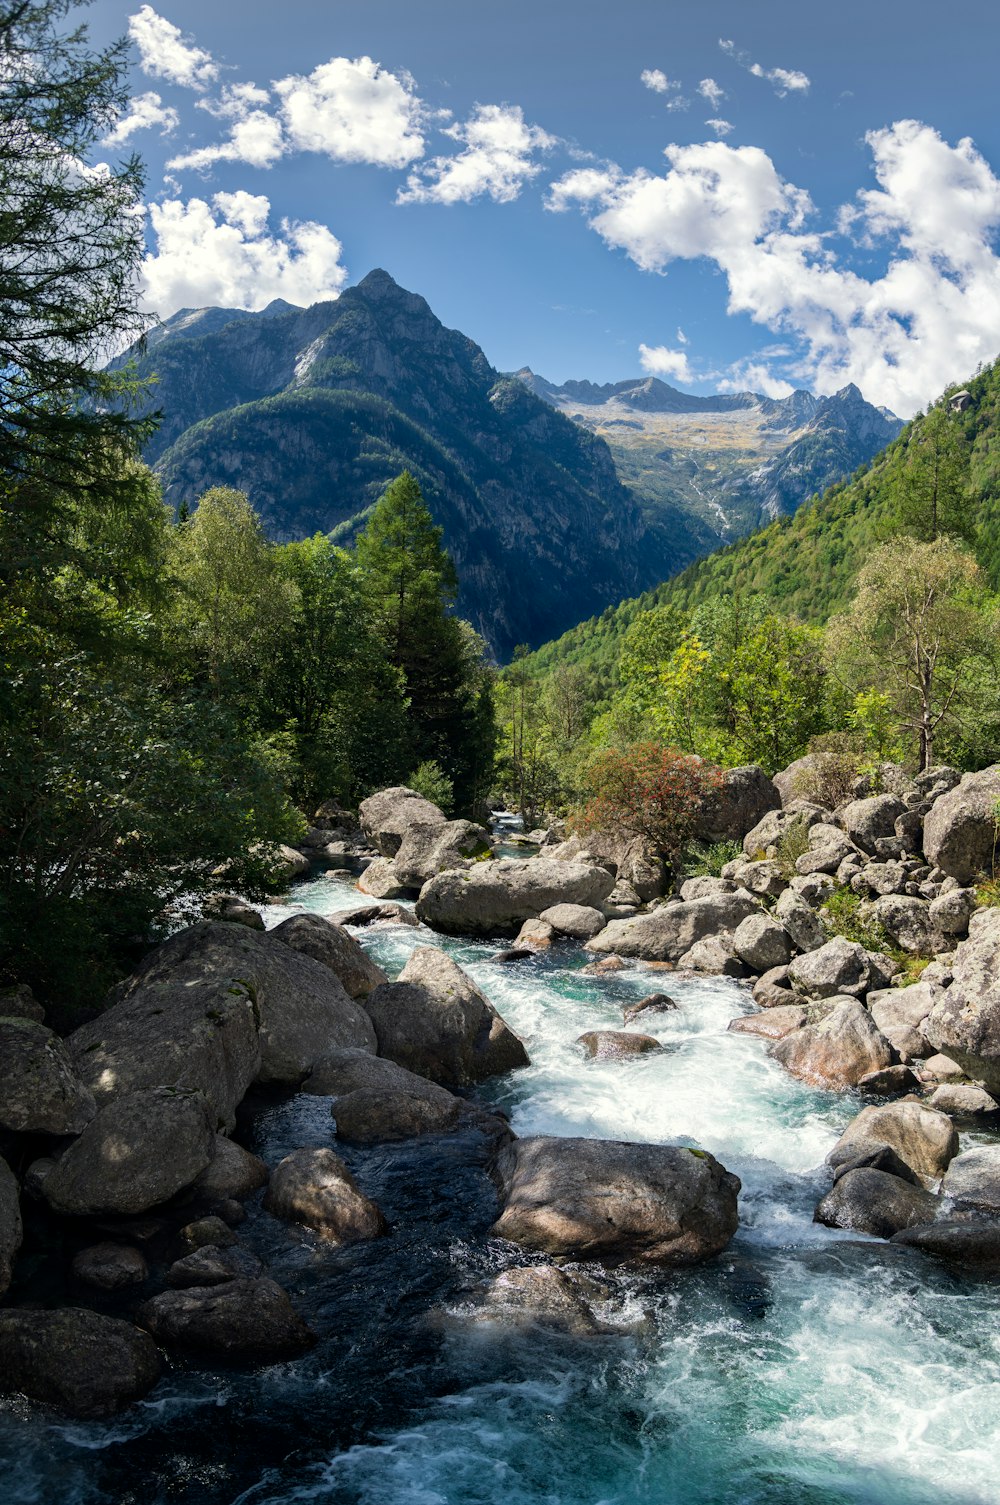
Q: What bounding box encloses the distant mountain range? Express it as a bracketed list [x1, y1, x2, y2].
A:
[116, 270, 901, 658]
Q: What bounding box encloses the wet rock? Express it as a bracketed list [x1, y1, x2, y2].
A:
[357, 857, 411, 899]
[0, 1018, 95, 1136]
[42, 1087, 216, 1217]
[732, 914, 792, 973]
[814, 1168, 940, 1239]
[585, 891, 761, 963]
[305, 1048, 481, 1143]
[201, 894, 265, 930]
[577, 1031, 662, 1060]
[922, 764, 1000, 882]
[166, 1245, 263, 1287]
[728, 1005, 807, 1040]
[924, 911, 1000, 1093]
[623, 993, 678, 1025]
[0, 1156, 23, 1298]
[840, 795, 907, 854]
[787, 938, 877, 999]
[495, 948, 537, 964]
[0, 1308, 161, 1417]
[72, 1242, 148, 1290]
[752, 965, 797, 1009]
[359, 786, 447, 857]
[138, 1278, 315, 1359]
[857, 1065, 921, 1095]
[830, 1143, 922, 1186]
[940, 1145, 1000, 1213]
[416, 858, 615, 937]
[365, 947, 529, 1086]
[928, 1083, 999, 1115]
[539, 903, 607, 941]
[827, 1101, 959, 1183]
[514, 918, 554, 950]
[697, 764, 780, 843]
[581, 955, 629, 977]
[491, 1135, 740, 1267]
[270, 911, 387, 998]
[769, 1000, 893, 1089]
[394, 819, 492, 888]
[330, 902, 420, 928]
[775, 888, 827, 954]
[264, 1147, 387, 1243]
[191, 1135, 269, 1203]
[891, 1219, 1000, 1265]
[178, 1215, 237, 1254]
[467, 1264, 611, 1335]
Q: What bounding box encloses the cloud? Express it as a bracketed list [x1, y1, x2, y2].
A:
[546, 121, 1000, 415]
[167, 84, 285, 170]
[141, 191, 348, 316]
[275, 56, 425, 168]
[719, 39, 810, 97]
[698, 78, 725, 109]
[102, 91, 179, 147]
[641, 68, 679, 94]
[639, 342, 693, 384]
[705, 119, 734, 138]
[718, 361, 795, 399]
[128, 6, 218, 90]
[398, 104, 554, 205]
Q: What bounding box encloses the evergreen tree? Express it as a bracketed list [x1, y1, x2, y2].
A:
[891, 405, 975, 544]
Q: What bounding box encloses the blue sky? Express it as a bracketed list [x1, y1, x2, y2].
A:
[86, 0, 1000, 415]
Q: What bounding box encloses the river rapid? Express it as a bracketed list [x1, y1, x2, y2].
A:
[3, 865, 1000, 1505]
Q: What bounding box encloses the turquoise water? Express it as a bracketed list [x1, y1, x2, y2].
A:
[2, 867, 999, 1504]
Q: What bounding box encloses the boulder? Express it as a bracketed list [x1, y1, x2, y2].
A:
[742, 804, 824, 857]
[928, 1083, 999, 1115]
[680, 876, 737, 901]
[891, 1219, 1000, 1265]
[0, 1156, 22, 1298]
[577, 1031, 662, 1060]
[795, 824, 861, 876]
[585, 891, 760, 963]
[331, 902, 420, 928]
[514, 918, 554, 950]
[868, 983, 939, 1061]
[41, 1087, 216, 1217]
[166, 1245, 262, 1287]
[775, 888, 827, 953]
[539, 903, 607, 941]
[0, 1017, 95, 1136]
[138, 1278, 315, 1359]
[178, 1215, 237, 1254]
[358, 786, 446, 857]
[416, 858, 615, 937]
[752, 965, 797, 1009]
[270, 911, 387, 998]
[581, 955, 629, 977]
[0, 983, 45, 1022]
[304, 1048, 484, 1144]
[264, 1148, 387, 1243]
[466, 1264, 611, 1336]
[491, 1136, 740, 1267]
[357, 857, 411, 899]
[940, 1145, 1000, 1213]
[0, 1308, 161, 1418]
[267, 843, 311, 879]
[787, 938, 876, 999]
[623, 993, 678, 1025]
[725, 860, 787, 899]
[830, 1143, 922, 1186]
[72, 1242, 148, 1291]
[678, 935, 750, 977]
[924, 910, 1000, 1092]
[190, 1135, 269, 1203]
[697, 764, 780, 843]
[546, 829, 666, 902]
[732, 914, 792, 973]
[920, 1053, 965, 1082]
[364, 947, 529, 1085]
[840, 795, 907, 854]
[393, 820, 492, 888]
[857, 1065, 921, 1095]
[201, 894, 265, 930]
[922, 764, 1000, 882]
[928, 888, 977, 939]
[868, 895, 936, 955]
[773, 755, 820, 807]
[728, 1005, 807, 1040]
[826, 1101, 959, 1183]
[769, 999, 893, 1089]
[814, 1168, 940, 1239]
[87, 922, 377, 1094]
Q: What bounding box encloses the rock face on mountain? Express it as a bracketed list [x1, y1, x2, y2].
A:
[115, 272, 666, 658]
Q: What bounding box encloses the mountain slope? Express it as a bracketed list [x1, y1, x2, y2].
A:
[523, 358, 1000, 690]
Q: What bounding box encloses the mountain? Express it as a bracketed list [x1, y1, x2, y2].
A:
[117, 270, 704, 659]
[522, 358, 1000, 691]
[517, 368, 903, 545]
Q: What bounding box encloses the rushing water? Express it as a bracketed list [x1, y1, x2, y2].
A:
[3, 866, 1000, 1505]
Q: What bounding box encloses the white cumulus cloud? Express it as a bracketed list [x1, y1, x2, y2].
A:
[128, 6, 218, 91]
[102, 91, 179, 147]
[546, 121, 1000, 415]
[698, 78, 725, 109]
[639, 342, 693, 384]
[275, 56, 425, 168]
[719, 39, 810, 97]
[706, 118, 734, 138]
[398, 104, 554, 205]
[641, 68, 678, 94]
[141, 191, 348, 317]
[719, 361, 795, 399]
[167, 83, 285, 171]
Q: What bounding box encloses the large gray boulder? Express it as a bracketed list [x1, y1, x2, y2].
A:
[827, 1101, 959, 1183]
[263, 1147, 387, 1243]
[787, 937, 881, 999]
[769, 999, 893, 1089]
[0, 1156, 21, 1298]
[841, 795, 907, 854]
[869, 895, 937, 955]
[358, 786, 446, 857]
[545, 829, 666, 902]
[775, 888, 827, 953]
[697, 765, 780, 843]
[304, 1047, 495, 1143]
[357, 857, 412, 898]
[0, 1017, 95, 1136]
[928, 887, 977, 939]
[41, 1087, 216, 1216]
[585, 890, 760, 963]
[794, 824, 861, 876]
[138, 1279, 315, 1359]
[393, 819, 492, 888]
[491, 1136, 740, 1267]
[732, 914, 792, 973]
[924, 910, 1000, 1091]
[940, 1146, 1000, 1214]
[892, 1219, 1000, 1266]
[922, 765, 1000, 882]
[539, 903, 606, 940]
[0, 1309, 161, 1418]
[742, 804, 824, 858]
[365, 947, 528, 1085]
[92, 922, 377, 1092]
[190, 1135, 269, 1203]
[416, 858, 615, 937]
[815, 1168, 940, 1239]
[270, 911, 387, 998]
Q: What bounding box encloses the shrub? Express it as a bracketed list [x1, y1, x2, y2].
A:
[821, 886, 892, 953]
[683, 839, 742, 878]
[792, 731, 869, 810]
[576, 742, 723, 868]
[407, 759, 454, 813]
[772, 817, 811, 878]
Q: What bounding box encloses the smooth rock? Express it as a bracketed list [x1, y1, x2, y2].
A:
[514, 918, 554, 950]
[539, 903, 607, 940]
[201, 894, 265, 930]
[416, 859, 615, 937]
[922, 764, 1000, 882]
[827, 1101, 959, 1183]
[623, 993, 678, 1025]
[857, 1065, 921, 1095]
[394, 820, 492, 888]
[270, 911, 387, 998]
[166, 1245, 263, 1287]
[577, 1031, 662, 1060]
[72, 1243, 148, 1290]
[468, 1264, 611, 1335]
[585, 891, 761, 963]
[357, 856, 411, 899]
[769, 1000, 893, 1089]
[0, 1309, 161, 1418]
[581, 956, 629, 976]
[815, 1168, 940, 1239]
[940, 1145, 1000, 1213]
[732, 914, 792, 973]
[752, 965, 796, 1009]
[0, 1017, 95, 1136]
[928, 1083, 999, 1115]
[304, 1048, 478, 1143]
[358, 786, 446, 857]
[138, 1278, 315, 1359]
[728, 1005, 807, 1040]
[891, 1219, 1000, 1265]
[264, 1148, 387, 1243]
[178, 1215, 237, 1254]
[191, 1135, 269, 1203]
[330, 903, 420, 928]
